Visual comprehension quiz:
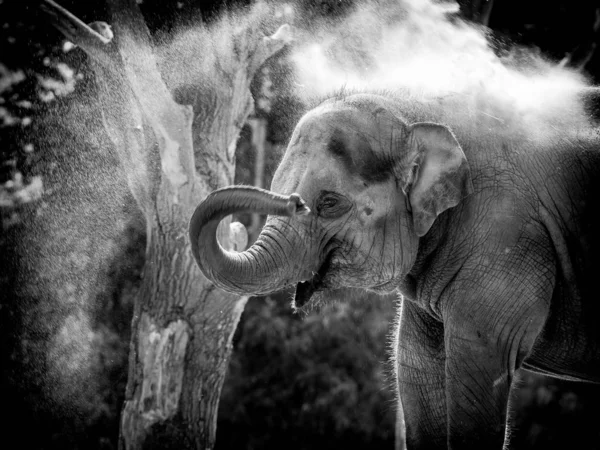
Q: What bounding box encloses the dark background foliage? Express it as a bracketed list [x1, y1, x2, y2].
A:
[2, 1, 600, 449]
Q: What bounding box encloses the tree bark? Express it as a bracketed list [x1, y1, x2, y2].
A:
[40, 0, 291, 448]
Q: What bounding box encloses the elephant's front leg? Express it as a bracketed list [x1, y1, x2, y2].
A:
[444, 331, 513, 449]
[396, 300, 447, 449]
[443, 289, 550, 450]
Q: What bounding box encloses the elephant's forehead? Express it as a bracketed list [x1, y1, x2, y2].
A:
[293, 107, 376, 145]
[299, 109, 397, 175]
[272, 139, 346, 196]
[272, 105, 406, 196]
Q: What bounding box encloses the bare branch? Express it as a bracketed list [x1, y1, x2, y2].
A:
[39, 0, 115, 67]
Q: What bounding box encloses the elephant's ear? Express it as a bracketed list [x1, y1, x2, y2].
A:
[403, 122, 473, 237]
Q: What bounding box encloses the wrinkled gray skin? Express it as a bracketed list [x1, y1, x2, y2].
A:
[189, 93, 600, 449]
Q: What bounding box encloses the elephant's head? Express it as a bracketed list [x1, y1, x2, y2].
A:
[189, 94, 473, 307]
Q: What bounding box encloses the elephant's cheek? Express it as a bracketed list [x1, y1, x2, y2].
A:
[399, 222, 419, 273]
[376, 217, 416, 280]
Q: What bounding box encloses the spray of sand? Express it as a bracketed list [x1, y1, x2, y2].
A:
[33, 1, 280, 419]
[20, 57, 132, 417]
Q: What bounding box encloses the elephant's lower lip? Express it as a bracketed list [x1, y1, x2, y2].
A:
[293, 256, 332, 308]
[294, 279, 319, 308]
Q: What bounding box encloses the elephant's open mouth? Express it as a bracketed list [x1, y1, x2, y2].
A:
[293, 255, 333, 308]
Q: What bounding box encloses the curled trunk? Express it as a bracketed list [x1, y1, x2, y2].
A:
[189, 186, 310, 295]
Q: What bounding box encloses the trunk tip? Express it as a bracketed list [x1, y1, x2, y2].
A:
[288, 193, 311, 216]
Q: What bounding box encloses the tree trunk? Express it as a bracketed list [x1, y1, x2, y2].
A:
[40, 0, 291, 448]
[120, 225, 246, 449]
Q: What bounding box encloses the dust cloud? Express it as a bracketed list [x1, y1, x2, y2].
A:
[289, 0, 595, 137]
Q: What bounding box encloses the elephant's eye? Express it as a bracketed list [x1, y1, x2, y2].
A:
[321, 196, 338, 208]
[317, 191, 351, 219]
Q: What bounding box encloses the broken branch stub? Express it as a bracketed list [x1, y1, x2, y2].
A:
[40, 0, 115, 68]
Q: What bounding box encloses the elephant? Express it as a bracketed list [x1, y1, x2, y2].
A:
[189, 92, 600, 449]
